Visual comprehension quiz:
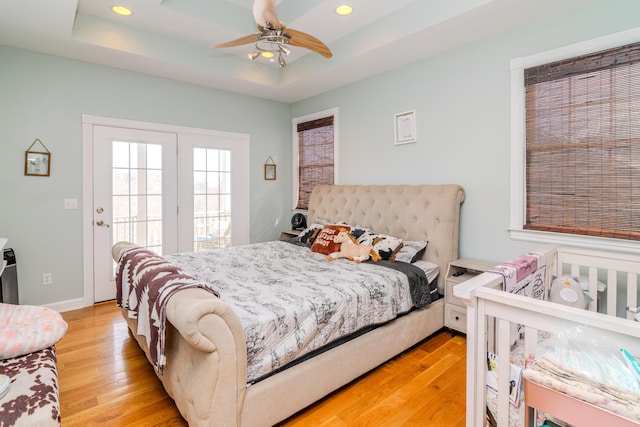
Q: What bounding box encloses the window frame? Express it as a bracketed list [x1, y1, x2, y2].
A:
[509, 27, 640, 254]
[292, 107, 339, 211]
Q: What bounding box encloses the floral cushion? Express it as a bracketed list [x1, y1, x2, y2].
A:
[0, 304, 68, 360]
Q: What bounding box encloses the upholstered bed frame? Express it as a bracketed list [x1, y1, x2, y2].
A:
[113, 184, 465, 427]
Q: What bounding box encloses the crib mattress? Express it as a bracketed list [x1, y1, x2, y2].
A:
[524, 357, 640, 424]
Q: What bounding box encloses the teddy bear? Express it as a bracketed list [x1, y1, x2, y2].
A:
[326, 231, 381, 263]
[548, 275, 592, 309]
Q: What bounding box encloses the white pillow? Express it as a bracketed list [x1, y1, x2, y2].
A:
[413, 260, 440, 284]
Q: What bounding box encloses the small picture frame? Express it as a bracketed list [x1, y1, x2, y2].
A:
[25, 151, 51, 176]
[394, 110, 417, 145]
[264, 161, 276, 180]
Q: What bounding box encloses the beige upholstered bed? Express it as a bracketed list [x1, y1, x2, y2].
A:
[112, 184, 465, 427]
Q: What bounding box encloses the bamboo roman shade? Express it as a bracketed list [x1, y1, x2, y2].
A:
[524, 42, 640, 240]
[296, 116, 334, 210]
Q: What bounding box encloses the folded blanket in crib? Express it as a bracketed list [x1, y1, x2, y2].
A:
[488, 252, 546, 344]
[488, 251, 545, 299]
[524, 356, 640, 423]
[115, 247, 221, 375]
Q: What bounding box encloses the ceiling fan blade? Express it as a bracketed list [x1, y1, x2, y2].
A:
[209, 34, 258, 49]
[286, 28, 333, 58]
[253, 0, 282, 30]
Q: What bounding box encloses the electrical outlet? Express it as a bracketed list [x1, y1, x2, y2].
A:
[42, 273, 52, 286]
[64, 198, 78, 210]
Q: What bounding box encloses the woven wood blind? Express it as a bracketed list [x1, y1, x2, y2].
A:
[296, 116, 334, 210]
[524, 43, 640, 240]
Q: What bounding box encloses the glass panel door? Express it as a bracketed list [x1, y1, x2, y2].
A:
[177, 132, 249, 253]
[93, 125, 177, 302]
[193, 148, 232, 251]
[112, 141, 165, 254]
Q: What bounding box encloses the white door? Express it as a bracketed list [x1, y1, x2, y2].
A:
[89, 122, 251, 303]
[177, 133, 250, 252]
[93, 126, 178, 302]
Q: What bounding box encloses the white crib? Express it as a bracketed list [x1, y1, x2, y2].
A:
[454, 245, 640, 427]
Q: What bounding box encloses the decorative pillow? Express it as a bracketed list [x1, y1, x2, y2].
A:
[310, 224, 351, 255]
[349, 225, 369, 241]
[298, 223, 324, 245]
[0, 303, 68, 360]
[395, 240, 429, 263]
[356, 230, 403, 261]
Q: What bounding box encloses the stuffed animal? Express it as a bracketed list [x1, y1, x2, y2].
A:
[327, 231, 381, 263]
[548, 275, 592, 309]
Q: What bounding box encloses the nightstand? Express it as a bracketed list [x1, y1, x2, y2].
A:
[279, 230, 301, 241]
[445, 258, 496, 333]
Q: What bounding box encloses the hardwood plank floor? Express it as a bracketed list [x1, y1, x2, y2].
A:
[57, 302, 466, 426]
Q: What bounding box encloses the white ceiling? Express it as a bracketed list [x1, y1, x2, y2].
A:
[0, 0, 597, 103]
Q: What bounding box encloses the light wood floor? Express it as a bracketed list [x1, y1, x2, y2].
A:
[57, 302, 467, 426]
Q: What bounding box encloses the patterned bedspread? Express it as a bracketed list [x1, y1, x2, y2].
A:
[164, 240, 434, 383]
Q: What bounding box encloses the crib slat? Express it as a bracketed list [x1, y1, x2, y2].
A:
[627, 272, 637, 321]
[472, 298, 489, 427]
[497, 318, 511, 427]
[523, 325, 538, 360]
[607, 269, 617, 317]
[570, 263, 579, 279]
[587, 266, 598, 312]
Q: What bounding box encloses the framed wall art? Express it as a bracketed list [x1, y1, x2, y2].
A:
[264, 156, 276, 180]
[394, 110, 417, 145]
[25, 139, 51, 176]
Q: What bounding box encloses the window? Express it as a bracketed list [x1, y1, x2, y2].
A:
[510, 29, 640, 251]
[192, 148, 232, 251]
[293, 108, 338, 210]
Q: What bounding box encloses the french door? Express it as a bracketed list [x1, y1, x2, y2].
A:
[86, 118, 250, 303]
[93, 126, 178, 302]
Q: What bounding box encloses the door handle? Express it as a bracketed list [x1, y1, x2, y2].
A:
[95, 220, 110, 228]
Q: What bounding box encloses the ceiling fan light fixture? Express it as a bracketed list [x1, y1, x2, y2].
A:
[279, 45, 291, 56]
[278, 54, 286, 68]
[111, 5, 132, 16]
[261, 51, 275, 59]
[335, 5, 353, 16]
[248, 51, 260, 60]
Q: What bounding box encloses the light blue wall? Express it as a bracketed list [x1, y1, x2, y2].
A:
[2, 0, 639, 307]
[291, 0, 640, 263]
[0, 47, 291, 306]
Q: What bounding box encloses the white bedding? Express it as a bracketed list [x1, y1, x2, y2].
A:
[164, 240, 436, 383]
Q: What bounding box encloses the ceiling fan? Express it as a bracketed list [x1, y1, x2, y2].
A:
[210, 0, 332, 68]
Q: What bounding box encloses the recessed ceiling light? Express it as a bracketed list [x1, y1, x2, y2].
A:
[336, 5, 353, 16]
[112, 5, 132, 16]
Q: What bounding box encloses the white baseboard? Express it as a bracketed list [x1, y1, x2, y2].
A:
[43, 298, 89, 313]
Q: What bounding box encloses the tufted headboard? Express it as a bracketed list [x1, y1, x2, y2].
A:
[308, 184, 465, 293]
